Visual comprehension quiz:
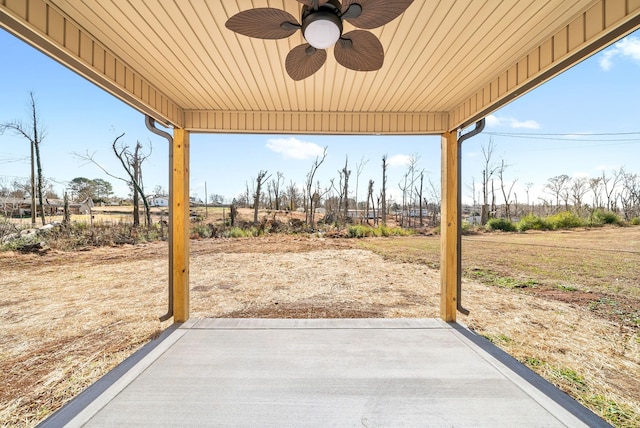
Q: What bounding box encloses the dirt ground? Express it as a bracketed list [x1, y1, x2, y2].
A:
[1, 232, 639, 427]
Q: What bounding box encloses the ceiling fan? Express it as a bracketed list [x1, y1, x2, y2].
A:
[225, 0, 414, 80]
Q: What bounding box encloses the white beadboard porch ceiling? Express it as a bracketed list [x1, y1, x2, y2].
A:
[2, 0, 640, 134]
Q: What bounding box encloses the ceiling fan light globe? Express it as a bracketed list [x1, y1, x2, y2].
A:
[303, 11, 342, 49]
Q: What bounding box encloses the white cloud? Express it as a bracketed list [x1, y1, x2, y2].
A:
[485, 114, 540, 129]
[265, 137, 325, 159]
[485, 115, 501, 128]
[599, 36, 640, 70]
[387, 154, 412, 167]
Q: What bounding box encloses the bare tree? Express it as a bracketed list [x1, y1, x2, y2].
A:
[466, 176, 478, 217]
[415, 171, 425, 226]
[570, 177, 589, 215]
[602, 168, 624, 211]
[524, 182, 534, 214]
[426, 175, 441, 226]
[354, 156, 368, 223]
[269, 172, 284, 211]
[589, 177, 603, 210]
[398, 155, 421, 227]
[497, 159, 517, 220]
[366, 179, 375, 225]
[619, 172, 640, 221]
[340, 157, 351, 225]
[253, 170, 271, 224]
[381, 155, 388, 226]
[77, 134, 152, 226]
[545, 174, 570, 213]
[304, 147, 328, 227]
[480, 138, 498, 224]
[286, 180, 300, 211]
[1, 92, 46, 225]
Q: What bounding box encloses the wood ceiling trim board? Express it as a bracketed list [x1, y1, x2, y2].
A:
[1, 0, 183, 127]
[164, 0, 237, 110]
[69, 1, 192, 109]
[207, 0, 270, 112]
[28, 0, 47, 33]
[449, 0, 640, 130]
[400, 0, 491, 113]
[68, 1, 195, 110]
[351, 27, 389, 112]
[182, 110, 449, 134]
[4, 0, 27, 19]
[424, 1, 544, 111]
[366, 2, 427, 112]
[424, 1, 561, 112]
[376, 8, 419, 98]
[385, 0, 460, 112]
[460, 1, 586, 110]
[143, 1, 227, 111]
[407, 0, 539, 113]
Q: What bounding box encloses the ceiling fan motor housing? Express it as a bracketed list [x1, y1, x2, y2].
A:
[302, 3, 343, 49]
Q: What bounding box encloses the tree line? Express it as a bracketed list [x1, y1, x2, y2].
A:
[468, 138, 640, 224]
[230, 148, 441, 230]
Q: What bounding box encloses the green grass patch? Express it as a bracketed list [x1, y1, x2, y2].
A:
[468, 268, 538, 289]
[557, 284, 578, 292]
[223, 226, 261, 238]
[347, 224, 413, 238]
[549, 366, 589, 392]
[584, 395, 639, 428]
[523, 356, 544, 367]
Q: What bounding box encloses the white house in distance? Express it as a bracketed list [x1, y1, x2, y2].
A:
[148, 195, 169, 207]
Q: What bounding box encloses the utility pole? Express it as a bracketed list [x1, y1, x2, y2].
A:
[205, 181, 208, 218]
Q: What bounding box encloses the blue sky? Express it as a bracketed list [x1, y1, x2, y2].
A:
[1, 27, 639, 206]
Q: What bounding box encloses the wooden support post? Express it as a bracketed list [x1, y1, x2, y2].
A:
[440, 130, 460, 322]
[170, 128, 190, 322]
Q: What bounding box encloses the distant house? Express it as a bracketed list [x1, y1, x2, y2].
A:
[0, 197, 93, 216]
[70, 199, 94, 215]
[149, 195, 169, 207]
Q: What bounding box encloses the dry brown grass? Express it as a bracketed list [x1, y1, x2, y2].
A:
[1, 229, 639, 427]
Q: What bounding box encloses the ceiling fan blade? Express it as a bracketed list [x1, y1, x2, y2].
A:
[226, 8, 300, 39]
[341, 0, 413, 29]
[296, 0, 330, 8]
[286, 44, 327, 81]
[334, 30, 384, 72]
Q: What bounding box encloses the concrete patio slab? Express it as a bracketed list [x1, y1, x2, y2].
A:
[40, 319, 610, 427]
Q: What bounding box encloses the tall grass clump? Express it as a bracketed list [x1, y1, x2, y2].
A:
[223, 226, 263, 238]
[546, 211, 585, 229]
[347, 224, 413, 238]
[591, 209, 622, 226]
[518, 214, 551, 231]
[485, 218, 517, 232]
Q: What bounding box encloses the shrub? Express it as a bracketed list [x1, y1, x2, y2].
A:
[347, 224, 413, 238]
[224, 226, 253, 238]
[518, 214, 551, 231]
[547, 211, 585, 229]
[486, 218, 517, 232]
[591, 209, 622, 226]
[631, 217, 640, 226]
[190, 223, 211, 239]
